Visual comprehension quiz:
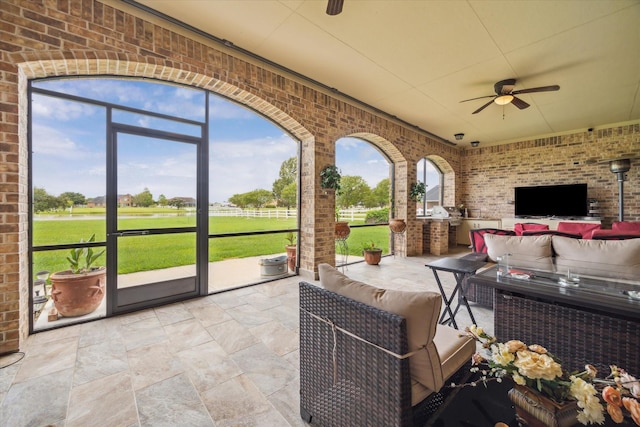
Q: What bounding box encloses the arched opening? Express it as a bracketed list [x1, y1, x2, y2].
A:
[28, 76, 304, 331]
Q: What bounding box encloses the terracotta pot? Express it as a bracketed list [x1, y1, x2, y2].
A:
[335, 222, 350, 240]
[508, 384, 578, 427]
[363, 249, 382, 265]
[389, 218, 407, 233]
[50, 267, 106, 317]
[285, 245, 297, 272]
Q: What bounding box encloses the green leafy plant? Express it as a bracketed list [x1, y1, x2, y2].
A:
[285, 232, 296, 246]
[409, 182, 426, 202]
[361, 241, 381, 251]
[67, 234, 106, 274]
[365, 207, 389, 224]
[320, 165, 341, 192]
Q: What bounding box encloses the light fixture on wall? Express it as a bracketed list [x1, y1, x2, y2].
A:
[454, 133, 464, 140]
[470, 141, 480, 147]
[609, 158, 631, 222]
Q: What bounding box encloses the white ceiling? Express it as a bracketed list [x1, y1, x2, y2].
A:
[132, 0, 640, 147]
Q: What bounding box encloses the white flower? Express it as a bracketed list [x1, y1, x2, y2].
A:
[570, 376, 605, 425]
[491, 343, 515, 365]
[513, 350, 562, 381]
[512, 373, 526, 385]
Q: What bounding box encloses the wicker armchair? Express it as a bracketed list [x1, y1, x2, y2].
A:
[299, 281, 474, 426]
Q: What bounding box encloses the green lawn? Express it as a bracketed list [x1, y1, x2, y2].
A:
[33, 216, 390, 275]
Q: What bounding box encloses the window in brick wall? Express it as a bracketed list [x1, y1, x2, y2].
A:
[416, 158, 443, 216]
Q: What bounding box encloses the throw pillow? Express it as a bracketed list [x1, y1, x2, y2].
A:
[514, 223, 549, 236]
[318, 263, 445, 392]
[483, 234, 554, 270]
[613, 221, 640, 233]
[557, 222, 601, 239]
[552, 236, 640, 279]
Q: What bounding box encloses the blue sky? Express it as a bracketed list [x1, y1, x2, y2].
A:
[31, 78, 393, 204]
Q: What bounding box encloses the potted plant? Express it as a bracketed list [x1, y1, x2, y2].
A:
[49, 234, 106, 317]
[361, 241, 382, 265]
[320, 164, 341, 192]
[409, 181, 426, 202]
[320, 165, 350, 239]
[285, 232, 297, 272]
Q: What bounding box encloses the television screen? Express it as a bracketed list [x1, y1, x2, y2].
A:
[514, 183, 588, 218]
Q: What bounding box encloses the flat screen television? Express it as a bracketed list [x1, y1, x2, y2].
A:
[514, 183, 588, 218]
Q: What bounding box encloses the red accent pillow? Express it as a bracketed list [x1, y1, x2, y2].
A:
[592, 229, 640, 240]
[514, 223, 549, 236]
[612, 221, 640, 233]
[557, 222, 601, 239]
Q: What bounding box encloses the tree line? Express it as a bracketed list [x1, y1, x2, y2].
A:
[228, 157, 390, 209]
[33, 187, 188, 213]
[34, 157, 391, 212]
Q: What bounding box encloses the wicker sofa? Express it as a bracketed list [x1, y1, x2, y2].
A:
[465, 233, 640, 308]
[299, 264, 475, 426]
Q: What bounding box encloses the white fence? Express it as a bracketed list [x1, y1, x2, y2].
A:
[209, 207, 370, 222]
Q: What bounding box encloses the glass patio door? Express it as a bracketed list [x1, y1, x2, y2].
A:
[107, 125, 205, 314]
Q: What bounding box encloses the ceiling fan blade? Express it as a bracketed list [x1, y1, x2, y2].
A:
[511, 96, 530, 110]
[326, 0, 344, 15]
[472, 99, 495, 114]
[460, 95, 496, 103]
[511, 85, 560, 95]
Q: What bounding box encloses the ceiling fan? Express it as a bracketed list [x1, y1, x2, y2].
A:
[460, 79, 560, 114]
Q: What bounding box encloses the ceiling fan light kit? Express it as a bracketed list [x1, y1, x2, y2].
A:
[494, 95, 513, 105]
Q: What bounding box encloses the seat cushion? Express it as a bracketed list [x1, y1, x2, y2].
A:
[557, 222, 601, 239]
[483, 234, 554, 270]
[433, 324, 476, 382]
[318, 263, 446, 392]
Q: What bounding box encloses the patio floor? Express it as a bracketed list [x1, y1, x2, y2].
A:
[3, 247, 493, 427]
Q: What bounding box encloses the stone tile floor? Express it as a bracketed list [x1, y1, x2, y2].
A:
[0, 248, 493, 427]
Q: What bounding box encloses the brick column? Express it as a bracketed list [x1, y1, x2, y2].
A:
[429, 220, 449, 256]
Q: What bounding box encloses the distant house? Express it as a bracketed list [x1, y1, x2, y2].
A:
[425, 185, 440, 208]
[86, 194, 132, 208]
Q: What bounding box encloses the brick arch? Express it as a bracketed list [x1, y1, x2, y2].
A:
[349, 132, 405, 163]
[14, 53, 322, 335]
[14, 51, 313, 143]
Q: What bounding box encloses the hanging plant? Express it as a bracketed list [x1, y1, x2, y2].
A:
[409, 182, 426, 202]
[320, 165, 342, 192]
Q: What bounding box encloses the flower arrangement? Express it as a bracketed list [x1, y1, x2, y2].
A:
[463, 325, 640, 425]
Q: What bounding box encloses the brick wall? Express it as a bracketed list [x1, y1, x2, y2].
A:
[459, 127, 640, 226]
